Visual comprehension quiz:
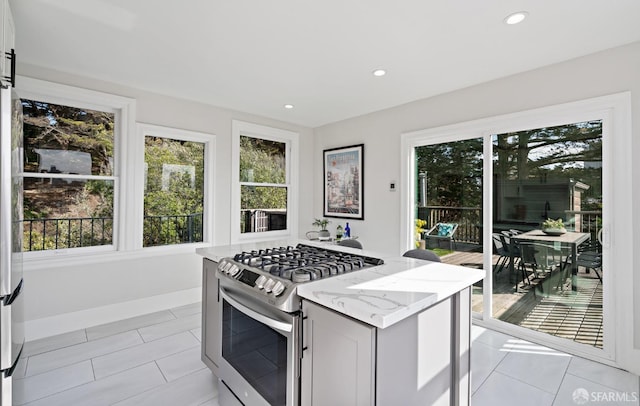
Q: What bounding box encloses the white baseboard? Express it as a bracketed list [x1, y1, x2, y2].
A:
[24, 287, 202, 341]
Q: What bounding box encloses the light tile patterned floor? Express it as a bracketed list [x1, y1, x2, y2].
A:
[471, 327, 640, 406]
[14, 302, 639, 405]
[15, 302, 218, 406]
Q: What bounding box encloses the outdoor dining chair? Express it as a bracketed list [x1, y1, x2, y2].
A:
[514, 240, 537, 294]
[492, 233, 510, 280]
[576, 251, 602, 283]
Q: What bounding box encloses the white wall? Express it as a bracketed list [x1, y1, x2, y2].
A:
[17, 63, 315, 339]
[313, 41, 640, 372]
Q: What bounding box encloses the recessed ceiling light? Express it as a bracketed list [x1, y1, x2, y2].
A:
[372, 69, 386, 77]
[284, 104, 294, 109]
[504, 11, 528, 25]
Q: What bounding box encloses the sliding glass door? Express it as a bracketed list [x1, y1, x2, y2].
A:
[491, 121, 604, 348]
[402, 97, 623, 362]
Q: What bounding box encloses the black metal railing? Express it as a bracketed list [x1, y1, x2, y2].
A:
[143, 213, 203, 247]
[23, 216, 114, 251]
[241, 209, 287, 233]
[22, 213, 203, 251]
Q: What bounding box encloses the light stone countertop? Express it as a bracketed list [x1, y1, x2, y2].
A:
[196, 240, 485, 329]
[297, 256, 484, 328]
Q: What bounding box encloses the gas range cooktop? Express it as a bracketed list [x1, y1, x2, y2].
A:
[216, 243, 384, 312]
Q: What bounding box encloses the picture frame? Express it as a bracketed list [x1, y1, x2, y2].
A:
[323, 144, 364, 220]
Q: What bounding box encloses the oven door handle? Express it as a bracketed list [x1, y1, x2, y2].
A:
[220, 288, 293, 334]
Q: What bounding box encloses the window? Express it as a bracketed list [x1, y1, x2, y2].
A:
[17, 76, 135, 256]
[22, 99, 115, 252]
[231, 120, 298, 242]
[139, 124, 212, 247]
[21, 94, 117, 252]
[240, 136, 287, 233]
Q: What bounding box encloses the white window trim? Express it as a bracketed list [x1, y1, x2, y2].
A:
[401, 92, 635, 373]
[17, 76, 136, 261]
[231, 120, 299, 243]
[135, 123, 215, 250]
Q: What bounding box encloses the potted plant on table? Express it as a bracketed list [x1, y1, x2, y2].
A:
[313, 218, 331, 241]
[542, 218, 567, 235]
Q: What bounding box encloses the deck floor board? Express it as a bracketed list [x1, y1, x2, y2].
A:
[441, 249, 603, 348]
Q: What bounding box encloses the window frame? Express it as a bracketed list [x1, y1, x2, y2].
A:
[231, 120, 299, 243]
[135, 123, 214, 251]
[17, 76, 136, 259]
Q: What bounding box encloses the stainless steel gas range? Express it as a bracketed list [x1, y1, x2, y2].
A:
[207, 243, 383, 406]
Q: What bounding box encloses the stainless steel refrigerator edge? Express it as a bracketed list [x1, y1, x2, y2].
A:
[0, 76, 25, 404]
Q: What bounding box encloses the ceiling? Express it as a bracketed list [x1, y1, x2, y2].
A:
[10, 0, 640, 128]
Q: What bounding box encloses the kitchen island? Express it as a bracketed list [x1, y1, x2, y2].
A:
[197, 240, 484, 406]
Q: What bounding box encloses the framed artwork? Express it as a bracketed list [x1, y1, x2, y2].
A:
[323, 144, 364, 220]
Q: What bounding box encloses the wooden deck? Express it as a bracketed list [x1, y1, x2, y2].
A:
[442, 249, 603, 348]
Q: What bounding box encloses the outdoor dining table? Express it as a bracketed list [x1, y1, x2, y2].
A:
[513, 229, 591, 292]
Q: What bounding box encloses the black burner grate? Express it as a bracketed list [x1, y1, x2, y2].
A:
[231, 243, 382, 283]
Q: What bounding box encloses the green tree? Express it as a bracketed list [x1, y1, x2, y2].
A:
[239, 136, 287, 211]
[494, 121, 602, 205]
[494, 121, 602, 182]
[416, 121, 603, 210]
[416, 138, 483, 208]
[22, 100, 114, 175]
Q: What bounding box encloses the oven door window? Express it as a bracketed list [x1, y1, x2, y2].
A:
[222, 299, 288, 406]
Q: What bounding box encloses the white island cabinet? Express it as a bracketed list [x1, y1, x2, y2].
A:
[301, 300, 376, 406]
[300, 287, 472, 406]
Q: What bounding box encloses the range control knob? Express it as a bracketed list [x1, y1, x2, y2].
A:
[264, 279, 276, 293]
[272, 281, 285, 297]
[255, 275, 267, 289]
[228, 264, 240, 277]
[217, 260, 226, 271]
